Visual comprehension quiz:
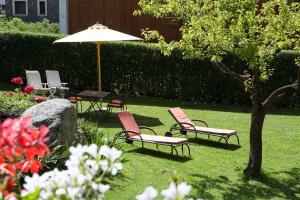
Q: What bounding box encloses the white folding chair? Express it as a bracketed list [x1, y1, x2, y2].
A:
[46, 70, 69, 98]
[25, 70, 55, 98]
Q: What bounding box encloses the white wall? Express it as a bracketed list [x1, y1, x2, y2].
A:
[0, 0, 6, 5]
[59, 0, 69, 34]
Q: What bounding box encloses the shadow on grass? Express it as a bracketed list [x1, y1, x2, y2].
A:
[187, 138, 241, 151]
[127, 148, 192, 163]
[190, 168, 300, 199]
[120, 96, 300, 116]
[80, 112, 164, 128]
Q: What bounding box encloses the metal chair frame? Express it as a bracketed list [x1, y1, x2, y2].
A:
[169, 119, 240, 145]
[113, 126, 191, 156]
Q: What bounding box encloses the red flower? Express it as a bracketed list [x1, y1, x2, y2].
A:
[11, 77, 23, 85]
[6, 91, 14, 96]
[32, 96, 46, 103]
[0, 116, 50, 196]
[24, 85, 34, 94]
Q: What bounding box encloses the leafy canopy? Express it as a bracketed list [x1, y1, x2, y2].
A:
[136, 0, 300, 80]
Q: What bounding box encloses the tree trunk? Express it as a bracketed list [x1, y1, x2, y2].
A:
[244, 70, 266, 177]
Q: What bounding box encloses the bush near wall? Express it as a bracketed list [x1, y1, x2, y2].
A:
[0, 32, 299, 106]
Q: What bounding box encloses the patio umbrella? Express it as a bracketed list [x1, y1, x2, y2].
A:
[54, 23, 142, 92]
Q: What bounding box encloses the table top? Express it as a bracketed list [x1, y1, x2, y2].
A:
[77, 90, 111, 99]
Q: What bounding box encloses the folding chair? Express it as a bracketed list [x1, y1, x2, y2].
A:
[25, 70, 55, 98]
[46, 70, 69, 98]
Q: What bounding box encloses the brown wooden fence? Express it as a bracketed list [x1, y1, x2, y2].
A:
[69, 0, 181, 41]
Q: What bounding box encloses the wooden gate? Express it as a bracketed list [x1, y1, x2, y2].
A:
[69, 0, 180, 41]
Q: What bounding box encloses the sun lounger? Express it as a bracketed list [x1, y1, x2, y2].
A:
[113, 111, 190, 156]
[168, 107, 239, 144]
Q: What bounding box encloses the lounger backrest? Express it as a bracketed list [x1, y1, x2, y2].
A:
[25, 70, 43, 89]
[168, 107, 194, 129]
[46, 70, 62, 88]
[117, 111, 140, 138]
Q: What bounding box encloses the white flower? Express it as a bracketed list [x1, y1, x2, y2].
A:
[23, 144, 124, 200]
[98, 184, 110, 194]
[67, 187, 80, 199]
[111, 162, 123, 175]
[86, 144, 98, 157]
[136, 186, 158, 200]
[161, 182, 192, 200]
[55, 188, 66, 196]
[99, 146, 122, 162]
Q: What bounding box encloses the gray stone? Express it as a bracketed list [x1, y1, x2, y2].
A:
[22, 99, 77, 145]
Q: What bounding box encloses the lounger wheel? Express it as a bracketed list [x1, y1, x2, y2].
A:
[180, 130, 187, 135]
[165, 132, 173, 137]
[126, 139, 133, 144]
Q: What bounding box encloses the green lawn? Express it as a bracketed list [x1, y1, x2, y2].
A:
[80, 97, 300, 200]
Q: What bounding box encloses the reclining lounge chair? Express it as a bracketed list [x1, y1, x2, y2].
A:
[25, 70, 55, 98]
[46, 70, 69, 98]
[168, 107, 239, 144]
[113, 111, 190, 156]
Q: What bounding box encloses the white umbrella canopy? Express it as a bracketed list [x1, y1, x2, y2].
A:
[54, 23, 142, 91]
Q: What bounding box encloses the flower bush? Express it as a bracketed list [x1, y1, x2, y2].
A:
[0, 91, 35, 118]
[22, 144, 123, 200]
[0, 116, 50, 199]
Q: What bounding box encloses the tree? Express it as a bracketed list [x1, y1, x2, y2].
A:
[136, 0, 300, 177]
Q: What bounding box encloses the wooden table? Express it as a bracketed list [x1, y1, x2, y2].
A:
[77, 90, 111, 119]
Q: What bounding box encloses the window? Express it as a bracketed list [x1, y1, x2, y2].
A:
[38, 0, 47, 16]
[13, 0, 27, 16]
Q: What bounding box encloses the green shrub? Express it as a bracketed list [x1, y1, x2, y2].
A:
[0, 91, 36, 118]
[0, 32, 299, 106]
[0, 17, 59, 34]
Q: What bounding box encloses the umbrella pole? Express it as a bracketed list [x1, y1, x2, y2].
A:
[96, 42, 101, 92]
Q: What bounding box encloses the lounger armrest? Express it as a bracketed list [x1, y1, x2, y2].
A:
[191, 119, 208, 127]
[122, 130, 141, 136]
[139, 126, 157, 135]
[122, 130, 143, 141]
[178, 122, 197, 130]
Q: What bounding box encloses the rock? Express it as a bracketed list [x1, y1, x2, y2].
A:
[22, 99, 77, 145]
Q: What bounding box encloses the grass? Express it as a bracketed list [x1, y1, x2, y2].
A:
[80, 96, 300, 200]
[1, 82, 299, 199]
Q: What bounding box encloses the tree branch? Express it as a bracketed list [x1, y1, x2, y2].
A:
[262, 82, 299, 112]
[211, 60, 247, 82]
[263, 67, 300, 111]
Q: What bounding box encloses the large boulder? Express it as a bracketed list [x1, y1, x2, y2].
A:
[22, 99, 77, 145]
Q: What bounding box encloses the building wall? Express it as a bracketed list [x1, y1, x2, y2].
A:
[5, 0, 59, 22]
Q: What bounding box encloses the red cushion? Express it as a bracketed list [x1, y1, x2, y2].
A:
[68, 96, 82, 101]
[112, 99, 122, 104]
[107, 103, 122, 108]
[117, 111, 140, 137]
[169, 107, 194, 129]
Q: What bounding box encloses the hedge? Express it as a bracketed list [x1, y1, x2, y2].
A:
[0, 32, 300, 106]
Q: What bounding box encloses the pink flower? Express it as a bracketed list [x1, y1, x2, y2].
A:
[32, 96, 46, 103]
[24, 86, 34, 94]
[11, 77, 23, 85]
[6, 91, 15, 96]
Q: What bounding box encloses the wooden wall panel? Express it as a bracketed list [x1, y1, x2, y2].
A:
[68, 0, 180, 41]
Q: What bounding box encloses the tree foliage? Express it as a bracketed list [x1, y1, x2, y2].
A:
[136, 0, 300, 83]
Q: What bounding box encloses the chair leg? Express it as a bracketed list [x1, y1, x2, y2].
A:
[185, 143, 191, 156]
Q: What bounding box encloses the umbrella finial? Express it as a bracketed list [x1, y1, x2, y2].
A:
[89, 23, 108, 30]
